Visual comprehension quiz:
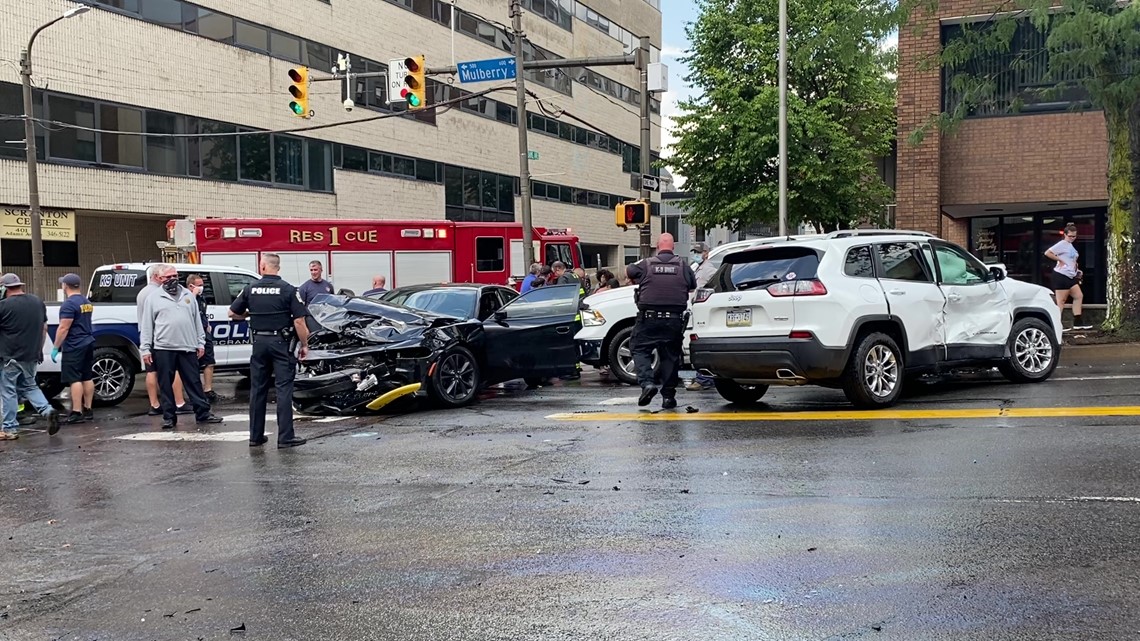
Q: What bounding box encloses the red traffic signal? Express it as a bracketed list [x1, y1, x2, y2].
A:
[615, 200, 649, 227]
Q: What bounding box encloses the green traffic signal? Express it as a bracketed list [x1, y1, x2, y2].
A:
[407, 94, 421, 108]
[290, 102, 305, 115]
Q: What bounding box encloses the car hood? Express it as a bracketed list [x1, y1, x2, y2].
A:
[583, 286, 636, 307]
[308, 295, 460, 347]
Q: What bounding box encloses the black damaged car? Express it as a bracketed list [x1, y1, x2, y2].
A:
[293, 283, 583, 414]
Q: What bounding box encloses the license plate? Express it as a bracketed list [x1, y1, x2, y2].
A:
[726, 308, 752, 327]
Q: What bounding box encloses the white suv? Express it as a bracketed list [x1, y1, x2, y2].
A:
[689, 231, 1063, 408]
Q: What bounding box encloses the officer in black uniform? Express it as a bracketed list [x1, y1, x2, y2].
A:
[625, 232, 697, 409]
[228, 252, 310, 448]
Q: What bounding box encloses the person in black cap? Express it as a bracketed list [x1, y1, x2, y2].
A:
[51, 273, 95, 424]
[0, 273, 60, 439]
[228, 253, 310, 449]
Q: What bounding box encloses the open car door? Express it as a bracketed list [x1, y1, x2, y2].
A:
[482, 284, 582, 384]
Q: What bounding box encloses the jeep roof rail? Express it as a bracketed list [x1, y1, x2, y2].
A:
[826, 229, 935, 239]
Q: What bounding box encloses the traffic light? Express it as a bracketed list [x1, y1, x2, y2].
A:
[288, 67, 311, 119]
[401, 55, 426, 110]
[615, 199, 650, 228]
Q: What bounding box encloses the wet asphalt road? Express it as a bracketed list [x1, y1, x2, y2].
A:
[3, 345, 1140, 640]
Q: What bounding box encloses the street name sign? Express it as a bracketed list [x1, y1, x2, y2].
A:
[458, 57, 517, 84]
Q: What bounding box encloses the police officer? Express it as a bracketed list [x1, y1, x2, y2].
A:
[228, 252, 310, 448]
[626, 233, 697, 409]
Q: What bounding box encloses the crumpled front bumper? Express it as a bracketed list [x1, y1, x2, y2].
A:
[293, 356, 431, 414]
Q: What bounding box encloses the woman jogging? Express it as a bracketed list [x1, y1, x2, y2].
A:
[1044, 222, 1091, 331]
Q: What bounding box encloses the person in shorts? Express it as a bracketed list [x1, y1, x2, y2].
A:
[52, 273, 95, 424]
[1044, 222, 1092, 331]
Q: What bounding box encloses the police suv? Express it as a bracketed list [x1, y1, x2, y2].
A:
[689, 230, 1063, 408]
[37, 263, 261, 406]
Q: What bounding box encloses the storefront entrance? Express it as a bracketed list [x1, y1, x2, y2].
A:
[967, 208, 1106, 304]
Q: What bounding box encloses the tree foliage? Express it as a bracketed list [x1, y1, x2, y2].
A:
[668, 0, 898, 233]
[905, 0, 1140, 330]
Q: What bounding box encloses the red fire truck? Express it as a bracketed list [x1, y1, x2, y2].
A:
[162, 218, 582, 294]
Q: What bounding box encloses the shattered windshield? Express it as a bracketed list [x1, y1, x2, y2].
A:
[380, 288, 478, 320]
[308, 295, 434, 344]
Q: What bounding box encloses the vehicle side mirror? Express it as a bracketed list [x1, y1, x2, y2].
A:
[989, 266, 1005, 281]
[337, 288, 355, 296]
[493, 309, 508, 322]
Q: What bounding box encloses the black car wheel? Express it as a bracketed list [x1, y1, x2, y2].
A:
[607, 326, 657, 386]
[713, 379, 769, 405]
[429, 346, 481, 408]
[92, 347, 136, 407]
[841, 332, 903, 409]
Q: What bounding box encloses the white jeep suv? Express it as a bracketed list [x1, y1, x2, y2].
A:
[688, 231, 1063, 408]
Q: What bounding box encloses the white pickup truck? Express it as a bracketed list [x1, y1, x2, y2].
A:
[37, 262, 262, 406]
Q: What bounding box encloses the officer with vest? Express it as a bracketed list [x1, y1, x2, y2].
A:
[228, 252, 310, 448]
[626, 233, 697, 409]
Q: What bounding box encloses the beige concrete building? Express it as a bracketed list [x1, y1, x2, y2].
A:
[0, 0, 662, 284]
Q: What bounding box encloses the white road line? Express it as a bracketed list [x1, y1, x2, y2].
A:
[115, 431, 269, 442]
[598, 397, 640, 406]
[314, 417, 352, 423]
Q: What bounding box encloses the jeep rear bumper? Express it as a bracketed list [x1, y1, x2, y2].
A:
[689, 336, 849, 383]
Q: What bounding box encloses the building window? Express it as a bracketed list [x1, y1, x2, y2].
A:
[941, 19, 1090, 117]
[273, 135, 304, 186]
[270, 31, 302, 62]
[235, 20, 269, 53]
[145, 111, 187, 175]
[238, 130, 271, 182]
[307, 140, 333, 192]
[141, 0, 183, 29]
[342, 145, 368, 172]
[196, 120, 237, 181]
[197, 9, 233, 43]
[99, 105, 145, 167]
[47, 96, 97, 162]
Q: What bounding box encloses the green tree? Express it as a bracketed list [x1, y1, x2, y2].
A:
[668, 0, 897, 233]
[907, 0, 1140, 330]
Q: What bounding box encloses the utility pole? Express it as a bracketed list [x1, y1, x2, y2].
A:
[18, 5, 90, 297]
[511, 0, 536, 268]
[777, 0, 788, 236]
[637, 36, 652, 260]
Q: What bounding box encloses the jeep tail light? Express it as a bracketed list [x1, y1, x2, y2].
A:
[694, 287, 714, 303]
[767, 279, 827, 297]
[789, 330, 813, 339]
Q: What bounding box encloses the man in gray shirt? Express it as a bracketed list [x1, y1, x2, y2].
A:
[137, 265, 185, 416]
[139, 264, 221, 429]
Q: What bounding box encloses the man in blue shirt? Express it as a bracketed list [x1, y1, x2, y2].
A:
[52, 273, 96, 424]
[520, 263, 541, 293]
[298, 260, 335, 305]
[362, 274, 387, 297]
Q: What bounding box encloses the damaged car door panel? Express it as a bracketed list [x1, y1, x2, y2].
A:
[293, 284, 583, 414]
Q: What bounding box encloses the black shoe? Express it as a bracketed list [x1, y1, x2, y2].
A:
[147, 406, 162, 416]
[278, 437, 307, 448]
[662, 397, 678, 410]
[249, 436, 269, 447]
[197, 415, 223, 424]
[46, 410, 60, 436]
[559, 373, 581, 380]
[161, 419, 176, 430]
[82, 407, 93, 421]
[17, 414, 38, 426]
[176, 404, 193, 415]
[638, 385, 658, 407]
[64, 412, 85, 425]
[205, 390, 220, 404]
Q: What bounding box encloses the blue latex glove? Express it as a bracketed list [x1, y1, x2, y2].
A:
[50, 347, 59, 363]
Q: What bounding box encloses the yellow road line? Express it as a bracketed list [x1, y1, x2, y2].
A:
[546, 406, 1140, 422]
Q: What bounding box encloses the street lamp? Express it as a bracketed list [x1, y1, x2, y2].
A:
[19, 4, 91, 296]
[777, 0, 788, 236]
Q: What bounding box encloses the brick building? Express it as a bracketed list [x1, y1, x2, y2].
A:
[897, 0, 1108, 302]
[1, 0, 661, 289]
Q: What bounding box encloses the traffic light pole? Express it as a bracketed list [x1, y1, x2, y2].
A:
[637, 36, 652, 260]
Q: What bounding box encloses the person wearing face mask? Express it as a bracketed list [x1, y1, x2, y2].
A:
[138, 265, 222, 429]
[186, 274, 218, 403]
[690, 242, 716, 288]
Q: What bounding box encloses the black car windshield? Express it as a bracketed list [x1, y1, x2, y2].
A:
[381, 288, 478, 319]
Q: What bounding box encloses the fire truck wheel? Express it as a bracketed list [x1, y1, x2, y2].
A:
[91, 347, 136, 407]
[428, 346, 481, 408]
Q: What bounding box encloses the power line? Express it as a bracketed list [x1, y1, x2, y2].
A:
[5, 83, 514, 138]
